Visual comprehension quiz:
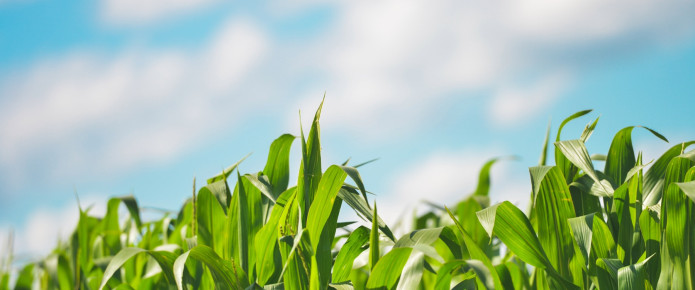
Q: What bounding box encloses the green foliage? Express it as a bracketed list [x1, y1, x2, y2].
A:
[3, 105, 695, 290]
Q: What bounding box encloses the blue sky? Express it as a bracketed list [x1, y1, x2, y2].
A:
[1, 0, 694, 258]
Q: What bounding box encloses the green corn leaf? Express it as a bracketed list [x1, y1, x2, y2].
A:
[555, 109, 593, 183]
[102, 198, 124, 255]
[505, 261, 531, 290]
[639, 204, 661, 288]
[337, 187, 395, 241]
[306, 166, 348, 252]
[579, 116, 600, 143]
[556, 109, 593, 143]
[305, 165, 347, 289]
[99, 247, 178, 290]
[396, 251, 425, 289]
[452, 272, 479, 289]
[539, 119, 551, 166]
[14, 264, 33, 290]
[476, 202, 579, 289]
[643, 141, 695, 206]
[353, 158, 379, 168]
[625, 159, 652, 184]
[263, 134, 296, 198]
[657, 153, 695, 289]
[569, 171, 618, 199]
[676, 180, 695, 203]
[568, 180, 603, 217]
[467, 259, 496, 289]
[256, 187, 296, 286]
[617, 254, 654, 290]
[316, 201, 342, 289]
[364, 247, 413, 290]
[369, 202, 380, 271]
[568, 214, 594, 269]
[612, 183, 633, 264]
[556, 139, 614, 197]
[394, 227, 444, 249]
[279, 230, 312, 290]
[592, 213, 617, 260]
[245, 173, 275, 203]
[242, 173, 266, 282]
[204, 180, 232, 213]
[1, 273, 9, 290]
[473, 158, 502, 197]
[44, 253, 73, 290]
[310, 255, 320, 290]
[528, 165, 582, 285]
[224, 172, 251, 275]
[264, 283, 286, 289]
[494, 263, 517, 290]
[393, 227, 452, 263]
[174, 245, 248, 290]
[592, 154, 608, 161]
[605, 126, 667, 186]
[447, 207, 503, 289]
[196, 183, 227, 255]
[596, 258, 622, 289]
[207, 153, 251, 184]
[297, 99, 324, 227]
[454, 196, 489, 254]
[103, 196, 143, 254]
[77, 208, 95, 276]
[338, 166, 368, 202]
[434, 260, 467, 290]
[244, 173, 276, 225]
[332, 226, 369, 283]
[278, 187, 300, 237]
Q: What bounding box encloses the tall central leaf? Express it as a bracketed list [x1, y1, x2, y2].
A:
[306, 165, 348, 289]
[297, 99, 324, 227]
[529, 166, 583, 287]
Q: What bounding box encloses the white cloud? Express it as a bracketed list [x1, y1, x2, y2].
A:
[101, 0, 218, 25]
[0, 19, 268, 189]
[290, 0, 695, 137]
[489, 73, 571, 126]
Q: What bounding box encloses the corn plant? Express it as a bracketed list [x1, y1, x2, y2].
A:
[2, 102, 695, 289]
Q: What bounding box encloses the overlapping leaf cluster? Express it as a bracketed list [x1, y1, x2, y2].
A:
[1, 104, 694, 289]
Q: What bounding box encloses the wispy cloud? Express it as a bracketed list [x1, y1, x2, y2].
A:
[101, 0, 219, 25]
[291, 0, 695, 137]
[2, 0, 695, 225]
[0, 19, 268, 191]
[489, 73, 571, 126]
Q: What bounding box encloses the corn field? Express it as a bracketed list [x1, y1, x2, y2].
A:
[2, 101, 695, 290]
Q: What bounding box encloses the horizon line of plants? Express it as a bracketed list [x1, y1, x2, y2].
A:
[2, 99, 695, 289]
